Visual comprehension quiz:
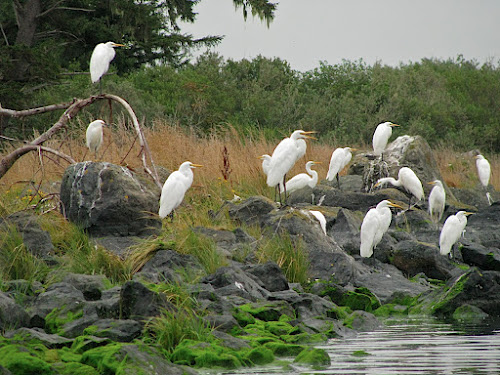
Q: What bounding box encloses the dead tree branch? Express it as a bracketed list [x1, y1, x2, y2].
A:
[0, 94, 161, 187]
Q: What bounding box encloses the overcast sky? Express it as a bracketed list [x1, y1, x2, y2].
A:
[180, 0, 500, 71]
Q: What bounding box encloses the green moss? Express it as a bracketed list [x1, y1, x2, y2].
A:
[281, 332, 326, 344]
[238, 302, 293, 321]
[45, 306, 83, 334]
[80, 343, 127, 375]
[452, 304, 488, 324]
[245, 347, 274, 365]
[352, 350, 371, 357]
[293, 347, 331, 366]
[263, 342, 305, 357]
[59, 362, 100, 375]
[58, 347, 82, 363]
[373, 304, 408, 317]
[431, 272, 470, 315]
[0, 345, 52, 375]
[264, 321, 299, 336]
[232, 308, 256, 327]
[327, 305, 352, 320]
[169, 340, 245, 369]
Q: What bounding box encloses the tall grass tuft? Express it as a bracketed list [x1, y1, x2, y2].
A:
[175, 228, 227, 275]
[257, 234, 309, 284]
[0, 225, 50, 283]
[145, 307, 213, 354]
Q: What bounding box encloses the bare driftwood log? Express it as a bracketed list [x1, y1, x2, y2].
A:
[0, 94, 161, 187]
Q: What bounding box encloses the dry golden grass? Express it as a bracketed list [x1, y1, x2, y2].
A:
[0, 119, 498, 199]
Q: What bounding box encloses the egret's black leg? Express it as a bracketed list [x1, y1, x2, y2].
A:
[169, 211, 174, 223]
[408, 195, 412, 210]
[336, 173, 341, 189]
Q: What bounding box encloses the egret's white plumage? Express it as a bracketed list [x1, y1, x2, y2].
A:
[326, 147, 355, 186]
[428, 180, 446, 223]
[372, 121, 399, 156]
[439, 211, 472, 256]
[159, 161, 202, 219]
[360, 200, 403, 258]
[90, 41, 124, 83]
[375, 167, 424, 208]
[86, 119, 105, 157]
[284, 161, 320, 194]
[308, 210, 327, 235]
[266, 130, 316, 190]
[475, 154, 491, 188]
[258, 154, 272, 176]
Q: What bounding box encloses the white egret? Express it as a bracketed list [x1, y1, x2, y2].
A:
[90, 41, 125, 91]
[284, 161, 321, 195]
[266, 130, 316, 202]
[86, 119, 106, 159]
[360, 200, 403, 258]
[375, 167, 424, 209]
[372, 121, 400, 158]
[428, 180, 446, 223]
[258, 154, 272, 176]
[159, 161, 202, 220]
[308, 210, 327, 235]
[439, 211, 473, 256]
[326, 147, 356, 188]
[475, 154, 491, 187]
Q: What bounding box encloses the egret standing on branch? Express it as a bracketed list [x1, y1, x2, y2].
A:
[428, 180, 446, 223]
[86, 119, 106, 159]
[375, 167, 424, 209]
[439, 211, 473, 257]
[266, 130, 316, 203]
[360, 200, 403, 258]
[326, 147, 356, 188]
[372, 121, 400, 159]
[284, 161, 321, 195]
[90, 41, 125, 92]
[475, 154, 492, 205]
[159, 161, 202, 220]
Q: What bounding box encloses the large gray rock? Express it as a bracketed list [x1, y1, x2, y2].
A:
[0, 292, 30, 330]
[1, 211, 53, 258]
[119, 280, 174, 321]
[32, 282, 85, 318]
[60, 162, 161, 236]
[137, 249, 204, 283]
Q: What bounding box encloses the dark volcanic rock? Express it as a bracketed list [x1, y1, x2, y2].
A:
[228, 195, 276, 226]
[138, 249, 204, 283]
[4, 327, 73, 348]
[0, 292, 30, 330]
[32, 282, 85, 318]
[461, 242, 500, 272]
[466, 202, 500, 248]
[60, 162, 161, 237]
[1, 211, 54, 258]
[119, 280, 175, 321]
[392, 240, 462, 280]
[243, 262, 289, 292]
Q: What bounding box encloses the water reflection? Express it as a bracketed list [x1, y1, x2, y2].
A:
[210, 318, 500, 375]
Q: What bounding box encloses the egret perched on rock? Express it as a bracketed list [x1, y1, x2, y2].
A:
[90, 41, 125, 91]
[360, 200, 403, 258]
[308, 210, 327, 235]
[375, 167, 424, 209]
[326, 147, 356, 188]
[266, 130, 316, 202]
[372, 121, 400, 158]
[475, 154, 492, 205]
[284, 161, 321, 195]
[86, 119, 106, 159]
[159, 161, 202, 220]
[428, 180, 446, 223]
[439, 211, 473, 257]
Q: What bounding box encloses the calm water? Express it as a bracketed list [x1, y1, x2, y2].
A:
[212, 318, 500, 375]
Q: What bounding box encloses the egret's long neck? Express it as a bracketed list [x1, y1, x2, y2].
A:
[379, 177, 400, 187]
[307, 166, 318, 186]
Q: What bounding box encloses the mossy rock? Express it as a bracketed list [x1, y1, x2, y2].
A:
[0, 345, 52, 375]
[264, 321, 299, 336]
[281, 332, 326, 344]
[373, 304, 408, 318]
[56, 362, 99, 375]
[293, 347, 331, 366]
[169, 340, 245, 369]
[80, 343, 126, 374]
[452, 304, 488, 324]
[45, 306, 84, 335]
[327, 305, 352, 320]
[245, 347, 274, 365]
[239, 301, 294, 321]
[232, 308, 256, 327]
[263, 342, 305, 357]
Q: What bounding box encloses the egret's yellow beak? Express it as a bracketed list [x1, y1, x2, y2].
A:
[302, 131, 317, 140]
[388, 201, 404, 209]
[312, 161, 322, 164]
[350, 148, 358, 151]
[428, 181, 436, 185]
[464, 212, 474, 216]
[191, 164, 203, 168]
[389, 123, 400, 127]
[113, 43, 125, 47]
[374, 181, 381, 188]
